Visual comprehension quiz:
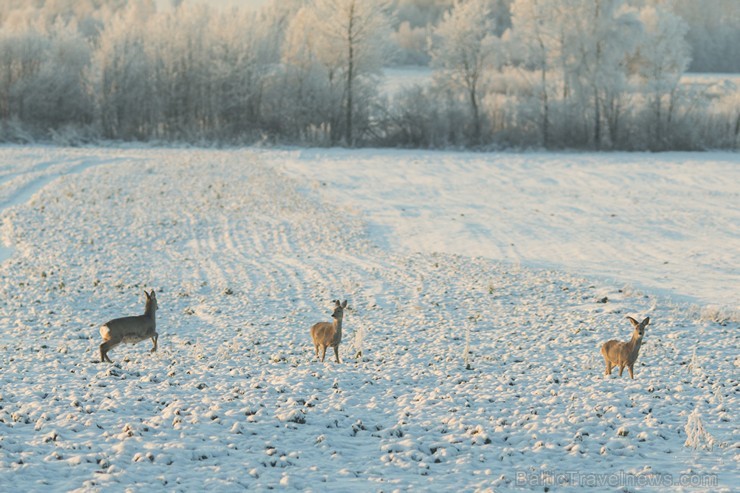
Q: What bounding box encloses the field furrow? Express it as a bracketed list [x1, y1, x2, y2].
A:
[0, 147, 735, 492]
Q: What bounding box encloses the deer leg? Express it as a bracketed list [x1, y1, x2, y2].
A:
[100, 341, 115, 363]
[628, 365, 634, 379]
[601, 347, 610, 375]
[334, 345, 340, 363]
[618, 365, 625, 377]
[314, 344, 319, 358]
[150, 334, 158, 353]
[321, 346, 327, 362]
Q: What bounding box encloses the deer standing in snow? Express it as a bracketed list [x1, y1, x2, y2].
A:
[99, 290, 158, 363]
[310, 300, 347, 363]
[601, 316, 649, 379]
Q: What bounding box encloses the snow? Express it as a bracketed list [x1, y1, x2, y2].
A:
[680, 73, 740, 89]
[380, 68, 740, 99]
[277, 149, 739, 313]
[380, 66, 433, 96]
[0, 145, 737, 491]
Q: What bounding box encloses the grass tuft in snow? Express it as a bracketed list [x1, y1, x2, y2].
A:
[684, 407, 716, 451]
[464, 315, 480, 370]
[697, 304, 740, 324]
[687, 347, 701, 376]
[353, 322, 365, 359]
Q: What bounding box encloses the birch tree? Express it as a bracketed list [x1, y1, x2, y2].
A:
[302, 0, 393, 146]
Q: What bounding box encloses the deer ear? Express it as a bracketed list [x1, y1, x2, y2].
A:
[151, 290, 156, 298]
[144, 290, 151, 300]
[626, 316, 639, 328]
[341, 300, 348, 308]
[642, 317, 649, 326]
[334, 300, 341, 307]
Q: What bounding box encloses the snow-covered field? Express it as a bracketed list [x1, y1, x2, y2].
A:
[380, 67, 434, 95]
[0, 146, 737, 491]
[381, 67, 740, 99]
[277, 149, 740, 312]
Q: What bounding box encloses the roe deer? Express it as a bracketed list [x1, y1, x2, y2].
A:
[601, 316, 649, 379]
[99, 290, 158, 363]
[310, 300, 347, 363]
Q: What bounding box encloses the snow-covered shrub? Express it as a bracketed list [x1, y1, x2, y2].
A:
[684, 407, 716, 451]
[686, 347, 701, 376]
[698, 304, 739, 324]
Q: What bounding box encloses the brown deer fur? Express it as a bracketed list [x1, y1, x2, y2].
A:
[601, 316, 649, 379]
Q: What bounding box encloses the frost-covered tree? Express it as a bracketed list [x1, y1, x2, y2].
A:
[673, 0, 740, 73]
[297, 0, 393, 146]
[392, 20, 430, 65]
[23, 19, 93, 128]
[280, 5, 342, 141]
[431, 0, 500, 144]
[146, 4, 214, 138]
[394, 0, 452, 28]
[0, 25, 48, 124]
[219, 3, 289, 138]
[93, 4, 155, 139]
[0, 13, 96, 137]
[633, 4, 690, 148]
[92, 1, 284, 141]
[508, 0, 561, 146]
[557, 0, 641, 147]
[505, 0, 697, 148]
[1, 0, 738, 149]
[206, 7, 274, 138]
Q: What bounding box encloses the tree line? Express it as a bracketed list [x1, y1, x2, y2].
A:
[0, 0, 738, 150]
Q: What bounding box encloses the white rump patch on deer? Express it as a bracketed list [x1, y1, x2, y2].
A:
[99, 290, 159, 363]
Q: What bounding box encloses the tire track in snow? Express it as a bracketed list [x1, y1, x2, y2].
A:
[1, 148, 735, 491]
[0, 155, 132, 263]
